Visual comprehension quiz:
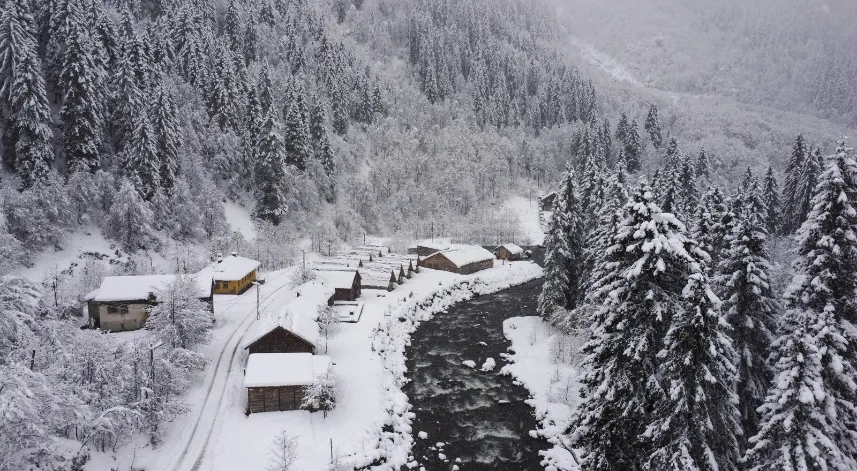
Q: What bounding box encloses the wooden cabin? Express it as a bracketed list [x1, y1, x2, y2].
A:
[212, 254, 261, 295]
[421, 246, 495, 275]
[87, 274, 213, 332]
[244, 353, 332, 413]
[245, 326, 316, 355]
[315, 270, 362, 301]
[539, 191, 557, 212]
[495, 243, 524, 261]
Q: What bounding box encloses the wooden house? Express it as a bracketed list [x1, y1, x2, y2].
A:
[539, 191, 557, 212]
[421, 246, 495, 275]
[212, 254, 260, 295]
[87, 274, 212, 332]
[244, 353, 332, 413]
[495, 243, 524, 261]
[315, 270, 362, 301]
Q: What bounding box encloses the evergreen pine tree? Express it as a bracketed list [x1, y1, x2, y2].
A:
[695, 147, 710, 180]
[253, 109, 288, 224]
[537, 164, 585, 328]
[0, 0, 39, 104]
[105, 178, 154, 248]
[762, 164, 781, 235]
[644, 271, 741, 471]
[150, 84, 179, 192]
[623, 119, 642, 173]
[795, 145, 822, 228]
[717, 193, 780, 440]
[615, 112, 629, 146]
[781, 134, 807, 234]
[747, 140, 857, 469]
[678, 154, 699, 218]
[644, 103, 662, 149]
[665, 137, 680, 169]
[331, 86, 348, 136]
[60, 15, 104, 173]
[569, 183, 701, 470]
[258, 61, 274, 116]
[284, 89, 311, 172]
[123, 112, 160, 200]
[10, 50, 53, 188]
[690, 186, 727, 269]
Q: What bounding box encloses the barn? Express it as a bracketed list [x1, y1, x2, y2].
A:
[414, 241, 450, 257]
[495, 243, 524, 261]
[420, 246, 495, 275]
[315, 270, 362, 301]
[243, 287, 331, 355]
[244, 353, 332, 413]
[87, 274, 213, 332]
[212, 254, 260, 295]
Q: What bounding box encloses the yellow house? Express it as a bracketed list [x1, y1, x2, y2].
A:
[213, 254, 261, 294]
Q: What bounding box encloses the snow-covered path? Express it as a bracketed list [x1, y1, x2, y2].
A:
[139, 268, 298, 471]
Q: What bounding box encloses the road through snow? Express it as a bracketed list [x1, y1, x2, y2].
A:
[156, 268, 296, 471]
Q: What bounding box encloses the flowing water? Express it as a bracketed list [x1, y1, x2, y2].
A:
[403, 249, 547, 470]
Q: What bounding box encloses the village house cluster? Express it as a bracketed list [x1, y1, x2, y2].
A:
[83, 241, 528, 415]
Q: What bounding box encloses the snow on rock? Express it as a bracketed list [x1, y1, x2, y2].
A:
[418, 431, 428, 439]
[481, 357, 496, 371]
[501, 316, 581, 470]
[462, 360, 477, 368]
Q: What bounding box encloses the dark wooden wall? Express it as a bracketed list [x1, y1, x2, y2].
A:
[248, 385, 306, 413]
[247, 328, 315, 355]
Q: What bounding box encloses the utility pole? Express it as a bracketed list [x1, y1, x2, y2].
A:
[253, 281, 261, 320]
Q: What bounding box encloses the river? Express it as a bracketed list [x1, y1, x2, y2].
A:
[403, 249, 547, 470]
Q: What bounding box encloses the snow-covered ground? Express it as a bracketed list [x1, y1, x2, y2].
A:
[223, 201, 257, 241]
[501, 316, 582, 471]
[503, 195, 546, 245]
[85, 252, 543, 471]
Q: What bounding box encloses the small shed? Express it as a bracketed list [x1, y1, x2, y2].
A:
[212, 254, 260, 295]
[494, 243, 524, 261]
[539, 191, 557, 212]
[244, 353, 332, 413]
[315, 270, 362, 301]
[244, 288, 330, 354]
[421, 246, 495, 275]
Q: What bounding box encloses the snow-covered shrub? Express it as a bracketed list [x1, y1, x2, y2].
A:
[302, 369, 338, 413]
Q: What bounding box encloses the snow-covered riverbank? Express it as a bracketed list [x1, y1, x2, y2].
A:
[501, 316, 582, 471]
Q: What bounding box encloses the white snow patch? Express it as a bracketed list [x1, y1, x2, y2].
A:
[481, 358, 496, 371]
[462, 360, 477, 368]
[222, 200, 257, 241]
[503, 196, 545, 245]
[418, 431, 428, 439]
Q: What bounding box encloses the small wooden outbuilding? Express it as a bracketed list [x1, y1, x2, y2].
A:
[315, 270, 362, 301]
[245, 325, 317, 355]
[244, 353, 332, 413]
[414, 242, 450, 257]
[539, 191, 557, 212]
[495, 243, 524, 261]
[421, 246, 495, 275]
[212, 254, 260, 295]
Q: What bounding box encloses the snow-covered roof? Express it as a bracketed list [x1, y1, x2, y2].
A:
[426, 245, 495, 268]
[212, 255, 260, 281]
[496, 243, 524, 255]
[92, 274, 213, 302]
[243, 353, 331, 388]
[417, 241, 450, 251]
[315, 270, 359, 290]
[244, 281, 332, 348]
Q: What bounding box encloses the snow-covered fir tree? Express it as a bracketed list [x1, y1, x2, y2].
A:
[253, 109, 288, 224]
[537, 164, 585, 328]
[717, 188, 780, 440]
[284, 86, 312, 172]
[695, 147, 710, 180]
[691, 186, 727, 271]
[795, 145, 822, 229]
[762, 164, 781, 235]
[748, 140, 857, 469]
[569, 183, 702, 470]
[105, 178, 153, 248]
[645, 103, 662, 148]
[150, 83, 179, 192]
[643, 271, 741, 471]
[624, 118, 643, 173]
[123, 113, 161, 200]
[781, 134, 807, 234]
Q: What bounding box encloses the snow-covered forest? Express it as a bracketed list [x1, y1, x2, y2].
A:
[1, 0, 856, 468]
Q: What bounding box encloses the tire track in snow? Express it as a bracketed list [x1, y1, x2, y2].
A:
[168, 273, 293, 471]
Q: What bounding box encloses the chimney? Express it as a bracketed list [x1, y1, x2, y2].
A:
[231, 251, 238, 257]
[216, 252, 223, 263]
